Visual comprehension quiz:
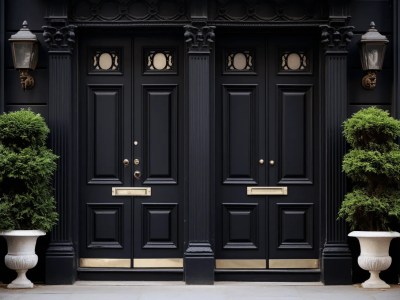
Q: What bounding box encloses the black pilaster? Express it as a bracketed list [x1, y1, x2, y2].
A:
[184, 24, 215, 285]
[320, 23, 354, 285]
[43, 18, 77, 284]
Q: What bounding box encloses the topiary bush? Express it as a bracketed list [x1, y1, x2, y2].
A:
[338, 107, 400, 231]
[0, 109, 58, 231]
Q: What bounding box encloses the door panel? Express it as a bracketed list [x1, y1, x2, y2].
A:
[216, 35, 319, 267]
[79, 35, 184, 267]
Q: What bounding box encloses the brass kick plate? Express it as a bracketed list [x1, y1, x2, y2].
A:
[215, 259, 266, 269]
[247, 186, 288, 196]
[133, 258, 183, 268]
[269, 259, 319, 269]
[80, 258, 131, 268]
[112, 187, 151, 196]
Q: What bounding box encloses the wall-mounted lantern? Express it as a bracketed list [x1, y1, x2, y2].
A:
[9, 21, 39, 90]
[359, 22, 389, 90]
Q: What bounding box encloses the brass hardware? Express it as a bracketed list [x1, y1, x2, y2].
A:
[134, 141, 138, 146]
[247, 186, 288, 196]
[133, 258, 183, 268]
[215, 259, 266, 269]
[269, 160, 275, 166]
[269, 259, 319, 269]
[259, 159, 264, 165]
[134, 159, 140, 165]
[112, 187, 151, 196]
[362, 71, 377, 90]
[123, 159, 129, 167]
[134, 170, 141, 179]
[80, 258, 131, 268]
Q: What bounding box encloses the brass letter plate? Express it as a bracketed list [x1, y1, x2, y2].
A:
[215, 259, 266, 269]
[247, 186, 288, 196]
[133, 258, 183, 268]
[269, 259, 319, 269]
[112, 187, 151, 196]
[80, 258, 131, 268]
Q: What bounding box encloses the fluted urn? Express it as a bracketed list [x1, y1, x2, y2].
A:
[349, 231, 400, 288]
[0, 230, 45, 288]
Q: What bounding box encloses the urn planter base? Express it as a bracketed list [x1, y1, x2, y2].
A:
[349, 231, 400, 289]
[0, 230, 45, 289]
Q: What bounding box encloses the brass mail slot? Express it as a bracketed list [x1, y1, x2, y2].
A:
[247, 186, 288, 196]
[112, 187, 151, 196]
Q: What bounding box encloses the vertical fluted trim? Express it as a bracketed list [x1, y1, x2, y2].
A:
[48, 53, 73, 245]
[188, 55, 210, 241]
[325, 53, 348, 243]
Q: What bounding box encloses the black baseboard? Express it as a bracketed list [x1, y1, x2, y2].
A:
[184, 256, 215, 284]
[78, 268, 184, 281]
[45, 255, 77, 284]
[215, 269, 321, 282]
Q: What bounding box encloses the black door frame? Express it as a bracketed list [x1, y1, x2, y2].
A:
[43, 0, 354, 285]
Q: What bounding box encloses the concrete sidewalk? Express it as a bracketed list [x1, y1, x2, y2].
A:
[0, 282, 399, 300]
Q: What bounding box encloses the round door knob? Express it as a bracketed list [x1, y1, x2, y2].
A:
[123, 159, 130, 167]
[259, 159, 265, 165]
[269, 160, 275, 166]
[134, 170, 141, 179]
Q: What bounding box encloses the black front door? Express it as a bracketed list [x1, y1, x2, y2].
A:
[215, 35, 320, 270]
[79, 34, 184, 269]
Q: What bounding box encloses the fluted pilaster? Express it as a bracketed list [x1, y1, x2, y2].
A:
[43, 21, 76, 284]
[184, 24, 215, 285]
[321, 24, 353, 285]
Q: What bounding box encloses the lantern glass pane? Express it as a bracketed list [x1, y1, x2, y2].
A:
[364, 44, 386, 71]
[12, 42, 33, 69]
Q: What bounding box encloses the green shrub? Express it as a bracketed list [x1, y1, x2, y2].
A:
[0, 109, 58, 232]
[338, 107, 400, 231]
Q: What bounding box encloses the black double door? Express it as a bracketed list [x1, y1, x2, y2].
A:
[79, 35, 184, 268]
[78, 32, 320, 273]
[215, 35, 320, 269]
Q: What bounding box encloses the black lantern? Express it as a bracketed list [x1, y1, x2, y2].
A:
[9, 21, 39, 90]
[359, 22, 389, 90]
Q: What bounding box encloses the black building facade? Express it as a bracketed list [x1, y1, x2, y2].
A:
[0, 0, 399, 285]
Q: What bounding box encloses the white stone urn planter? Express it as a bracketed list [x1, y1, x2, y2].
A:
[0, 230, 45, 288]
[349, 231, 400, 289]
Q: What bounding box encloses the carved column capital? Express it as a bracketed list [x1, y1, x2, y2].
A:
[43, 23, 77, 51]
[320, 25, 354, 51]
[184, 24, 215, 52]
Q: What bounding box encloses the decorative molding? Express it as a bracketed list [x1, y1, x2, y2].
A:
[71, 0, 188, 22]
[43, 24, 77, 50]
[184, 24, 215, 52]
[210, 0, 327, 22]
[320, 25, 354, 50]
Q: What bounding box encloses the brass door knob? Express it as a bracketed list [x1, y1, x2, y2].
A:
[269, 160, 275, 166]
[259, 159, 265, 165]
[134, 170, 141, 179]
[123, 159, 130, 167]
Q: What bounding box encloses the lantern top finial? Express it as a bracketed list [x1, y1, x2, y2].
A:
[360, 21, 388, 43]
[9, 21, 38, 42]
